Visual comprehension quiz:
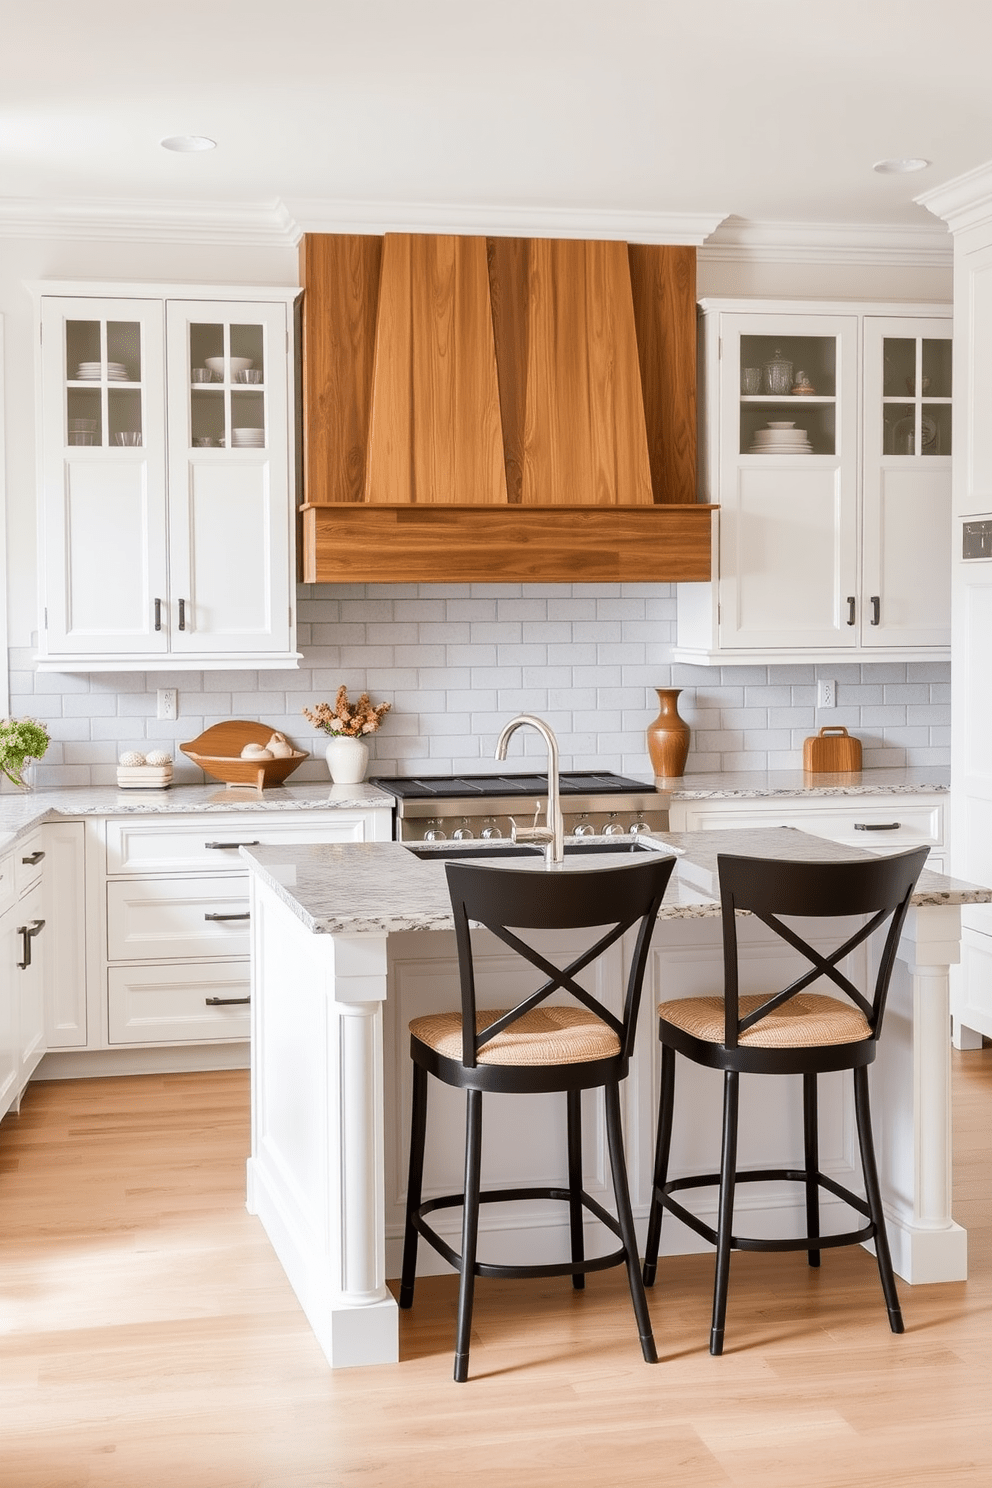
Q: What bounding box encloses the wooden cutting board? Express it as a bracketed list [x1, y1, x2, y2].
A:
[803, 726, 862, 773]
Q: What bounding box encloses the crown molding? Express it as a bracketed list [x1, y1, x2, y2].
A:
[699, 217, 952, 267]
[0, 193, 726, 247]
[0, 196, 299, 247]
[284, 197, 728, 245]
[916, 161, 992, 235]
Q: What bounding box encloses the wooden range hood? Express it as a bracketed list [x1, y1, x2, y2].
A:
[298, 233, 713, 583]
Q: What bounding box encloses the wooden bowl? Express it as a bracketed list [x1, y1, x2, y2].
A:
[180, 720, 308, 790]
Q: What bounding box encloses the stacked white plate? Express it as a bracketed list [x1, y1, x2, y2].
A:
[75, 361, 130, 381]
[231, 427, 265, 447]
[749, 420, 813, 455]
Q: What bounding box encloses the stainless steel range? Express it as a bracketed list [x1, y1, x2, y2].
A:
[369, 771, 669, 842]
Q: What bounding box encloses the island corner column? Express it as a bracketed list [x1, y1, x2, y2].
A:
[246, 875, 399, 1368]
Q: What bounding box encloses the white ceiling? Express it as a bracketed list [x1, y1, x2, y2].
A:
[3, 1, 991, 240]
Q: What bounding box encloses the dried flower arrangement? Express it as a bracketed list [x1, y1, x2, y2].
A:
[303, 686, 391, 739]
[0, 717, 50, 788]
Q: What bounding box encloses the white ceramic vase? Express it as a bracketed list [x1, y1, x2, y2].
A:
[324, 736, 369, 785]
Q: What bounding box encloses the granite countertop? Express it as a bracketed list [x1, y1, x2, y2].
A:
[241, 827, 991, 939]
[666, 768, 950, 800]
[0, 781, 396, 856]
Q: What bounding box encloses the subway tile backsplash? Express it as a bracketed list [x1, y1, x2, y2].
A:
[6, 584, 951, 788]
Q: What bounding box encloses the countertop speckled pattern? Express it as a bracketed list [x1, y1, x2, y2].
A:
[0, 781, 395, 856]
[241, 827, 991, 938]
[666, 768, 949, 800]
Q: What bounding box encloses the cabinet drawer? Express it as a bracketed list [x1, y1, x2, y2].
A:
[105, 812, 384, 875]
[108, 962, 251, 1044]
[0, 853, 13, 916]
[107, 875, 251, 961]
[675, 799, 943, 850]
[15, 831, 46, 894]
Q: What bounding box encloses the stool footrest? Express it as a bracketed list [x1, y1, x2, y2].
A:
[659, 1167, 875, 1254]
[414, 1185, 630, 1281]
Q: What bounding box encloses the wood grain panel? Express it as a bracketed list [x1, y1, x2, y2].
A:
[302, 503, 714, 583]
[518, 239, 654, 507]
[487, 237, 529, 504]
[628, 244, 697, 505]
[298, 234, 381, 504]
[364, 234, 508, 505]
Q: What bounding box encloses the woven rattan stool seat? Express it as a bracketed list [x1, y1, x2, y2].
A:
[410, 1006, 621, 1066]
[657, 992, 871, 1049]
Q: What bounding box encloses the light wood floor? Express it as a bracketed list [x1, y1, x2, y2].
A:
[1, 1054, 990, 1488]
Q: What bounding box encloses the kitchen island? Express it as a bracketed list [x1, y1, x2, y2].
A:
[241, 829, 989, 1370]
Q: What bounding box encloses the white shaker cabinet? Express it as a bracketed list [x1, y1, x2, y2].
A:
[676, 299, 952, 664]
[0, 837, 49, 1122]
[33, 283, 301, 672]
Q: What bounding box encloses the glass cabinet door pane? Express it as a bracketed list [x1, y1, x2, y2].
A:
[922, 338, 952, 398]
[739, 333, 837, 456]
[107, 321, 141, 382]
[883, 338, 916, 397]
[187, 320, 266, 448]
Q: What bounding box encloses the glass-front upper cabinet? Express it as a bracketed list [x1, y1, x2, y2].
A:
[880, 332, 952, 456]
[737, 326, 845, 457]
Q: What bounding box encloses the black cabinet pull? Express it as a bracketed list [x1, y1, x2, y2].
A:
[846, 596, 856, 626]
[870, 595, 881, 626]
[855, 822, 901, 831]
[203, 911, 251, 922]
[178, 597, 187, 631]
[205, 996, 251, 1006]
[154, 597, 163, 631]
[21, 850, 45, 866]
[205, 840, 261, 850]
[16, 918, 46, 970]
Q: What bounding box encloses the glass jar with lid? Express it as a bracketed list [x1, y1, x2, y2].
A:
[763, 348, 794, 396]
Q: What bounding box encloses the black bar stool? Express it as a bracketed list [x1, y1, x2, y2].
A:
[642, 846, 929, 1356]
[399, 853, 676, 1382]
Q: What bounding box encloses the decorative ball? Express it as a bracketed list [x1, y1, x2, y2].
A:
[240, 743, 274, 760]
[119, 751, 146, 767]
[266, 731, 294, 759]
[145, 750, 172, 767]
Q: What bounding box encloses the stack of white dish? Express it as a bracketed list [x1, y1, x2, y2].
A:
[749, 421, 813, 455]
[231, 427, 265, 447]
[76, 361, 129, 381]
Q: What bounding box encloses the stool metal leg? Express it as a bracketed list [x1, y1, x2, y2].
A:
[566, 1088, 586, 1291]
[454, 1087, 484, 1382]
[854, 1065, 904, 1335]
[604, 1080, 658, 1364]
[803, 1072, 821, 1269]
[643, 1043, 676, 1288]
[710, 1069, 740, 1356]
[399, 1060, 429, 1309]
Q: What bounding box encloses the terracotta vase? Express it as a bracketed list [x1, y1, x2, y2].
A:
[646, 688, 690, 778]
[325, 736, 369, 785]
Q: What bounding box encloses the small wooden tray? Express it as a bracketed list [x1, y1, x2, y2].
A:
[180, 720, 307, 790]
[802, 726, 862, 774]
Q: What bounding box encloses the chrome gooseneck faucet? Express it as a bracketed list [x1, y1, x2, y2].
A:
[494, 714, 565, 867]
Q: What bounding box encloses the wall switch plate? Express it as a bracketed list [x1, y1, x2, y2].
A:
[817, 679, 836, 709]
[157, 688, 178, 721]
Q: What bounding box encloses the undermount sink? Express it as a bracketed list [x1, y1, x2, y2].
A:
[405, 840, 656, 861]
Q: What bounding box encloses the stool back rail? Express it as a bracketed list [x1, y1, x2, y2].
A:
[400, 853, 676, 1382]
[641, 846, 929, 1356]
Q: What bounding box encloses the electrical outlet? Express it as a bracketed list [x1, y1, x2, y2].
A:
[817, 679, 836, 709]
[157, 688, 178, 721]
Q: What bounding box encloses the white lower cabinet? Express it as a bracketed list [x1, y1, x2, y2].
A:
[1, 842, 50, 1121]
[103, 807, 392, 1050]
[668, 791, 945, 870]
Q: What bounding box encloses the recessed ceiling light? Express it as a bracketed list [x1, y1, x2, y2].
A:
[873, 158, 930, 174]
[160, 135, 216, 153]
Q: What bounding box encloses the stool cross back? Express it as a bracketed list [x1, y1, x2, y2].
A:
[642, 846, 929, 1356]
[400, 853, 676, 1381]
